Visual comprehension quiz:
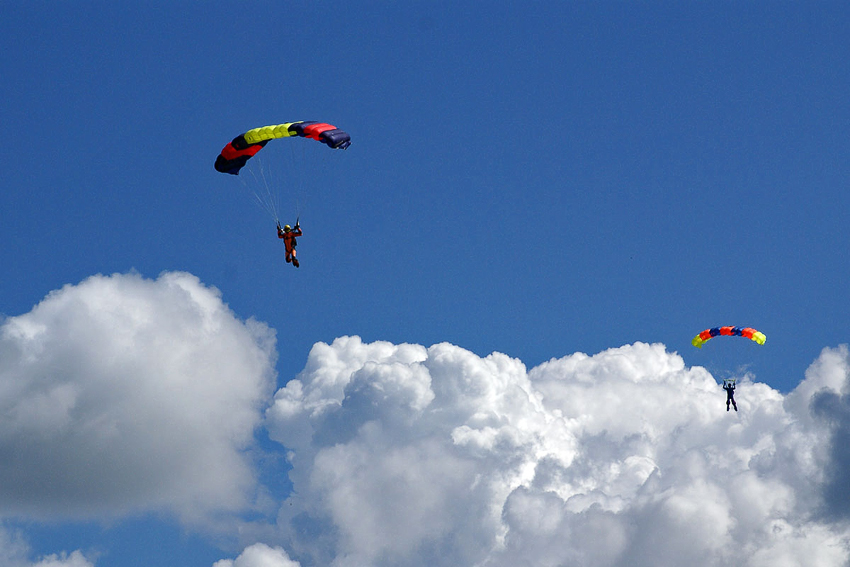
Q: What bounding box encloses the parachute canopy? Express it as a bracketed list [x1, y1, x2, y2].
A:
[692, 326, 766, 349]
[215, 121, 351, 175]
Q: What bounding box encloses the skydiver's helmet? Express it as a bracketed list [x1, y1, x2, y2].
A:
[283, 225, 291, 232]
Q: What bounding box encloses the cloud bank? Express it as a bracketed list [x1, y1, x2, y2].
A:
[264, 337, 850, 567]
[0, 272, 277, 526]
[3, 272, 849, 566]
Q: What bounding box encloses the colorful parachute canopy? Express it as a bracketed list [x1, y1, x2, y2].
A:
[692, 326, 766, 349]
[214, 121, 351, 175]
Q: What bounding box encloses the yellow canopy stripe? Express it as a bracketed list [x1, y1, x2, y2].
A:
[243, 123, 300, 144]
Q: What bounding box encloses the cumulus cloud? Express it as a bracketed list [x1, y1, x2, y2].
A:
[31, 551, 94, 567]
[808, 345, 850, 520]
[0, 525, 94, 567]
[263, 337, 850, 567]
[0, 272, 277, 525]
[8, 274, 845, 567]
[213, 543, 300, 567]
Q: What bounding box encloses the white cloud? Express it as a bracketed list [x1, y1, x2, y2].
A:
[0, 272, 277, 525]
[213, 543, 300, 567]
[32, 551, 94, 567]
[0, 525, 94, 567]
[6, 276, 846, 567]
[0, 526, 30, 567]
[264, 337, 850, 567]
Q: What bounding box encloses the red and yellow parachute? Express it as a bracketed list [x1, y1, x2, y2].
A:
[692, 326, 766, 349]
[215, 121, 351, 175]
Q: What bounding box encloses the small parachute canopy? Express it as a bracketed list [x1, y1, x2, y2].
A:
[692, 326, 766, 349]
[215, 121, 351, 175]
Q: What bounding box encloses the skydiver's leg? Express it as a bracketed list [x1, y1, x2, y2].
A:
[727, 399, 730, 411]
[732, 397, 737, 411]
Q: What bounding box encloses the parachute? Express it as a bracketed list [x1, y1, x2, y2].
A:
[215, 121, 351, 175]
[214, 121, 350, 223]
[692, 326, 766, 349]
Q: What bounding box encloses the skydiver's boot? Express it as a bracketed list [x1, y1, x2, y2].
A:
[293, 258, 300, 268]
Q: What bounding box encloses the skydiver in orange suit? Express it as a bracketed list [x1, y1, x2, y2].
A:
[277, 221, 302, 267]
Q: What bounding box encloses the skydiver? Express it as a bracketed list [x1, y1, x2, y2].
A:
[277, 221, 302, 267]
[723, 379, 737, 412]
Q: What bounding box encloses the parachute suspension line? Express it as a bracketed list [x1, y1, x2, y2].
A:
[238, 157, 279, 222]
[240, 170, 272, 220]
[256, 155, 281, 223]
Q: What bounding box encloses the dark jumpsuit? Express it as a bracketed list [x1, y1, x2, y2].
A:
[723, 382, 737, 412]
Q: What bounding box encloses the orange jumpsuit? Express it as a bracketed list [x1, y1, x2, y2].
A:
[277, 225, 302, 266]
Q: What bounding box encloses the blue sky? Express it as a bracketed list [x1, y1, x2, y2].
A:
[2, 3, 849, 567]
